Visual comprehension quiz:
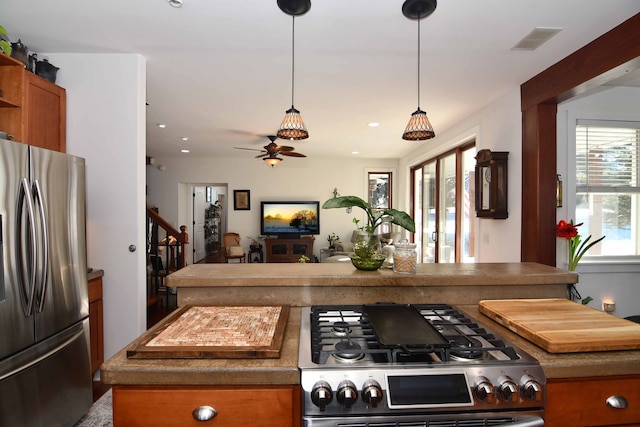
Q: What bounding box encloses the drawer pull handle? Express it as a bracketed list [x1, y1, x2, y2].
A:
[192, 405, 217, 421]
[606, 395, 628, 409]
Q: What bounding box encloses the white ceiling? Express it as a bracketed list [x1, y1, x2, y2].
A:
[1, 1, 639, 160]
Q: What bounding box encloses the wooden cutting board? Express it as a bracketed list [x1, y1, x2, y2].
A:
[127, 305, 289, 359]
[478, 299, 640, 353]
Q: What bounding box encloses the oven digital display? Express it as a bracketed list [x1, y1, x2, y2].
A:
[387, 374, 472, 407]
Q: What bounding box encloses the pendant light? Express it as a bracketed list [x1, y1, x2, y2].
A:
[276, 0, 311, 141]
[402, 0, 437, 141]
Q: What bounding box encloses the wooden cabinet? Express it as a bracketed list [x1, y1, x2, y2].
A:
[265, 238, 314, 263]
[546, 375, 640, 426]
[88, 276, 104, 375]
[112, 385, 301, 427]
[0, 53, 66, 152]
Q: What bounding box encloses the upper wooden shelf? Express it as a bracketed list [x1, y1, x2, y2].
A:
[0, 52, 24, 67]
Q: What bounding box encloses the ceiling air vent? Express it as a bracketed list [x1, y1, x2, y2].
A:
[512, 27, 562, 51]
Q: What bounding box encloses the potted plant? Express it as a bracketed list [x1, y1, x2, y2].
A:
[246, 235, 265, 251]
[322, 196, 415, 270]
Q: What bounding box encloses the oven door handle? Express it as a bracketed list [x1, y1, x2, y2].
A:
[497, 416, 544, 427]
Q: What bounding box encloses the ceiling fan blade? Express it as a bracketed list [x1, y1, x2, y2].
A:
[280, 152, 306, 158]
[275, 145, 295, 152]
[233, 146, 265, 152]
[255, 153, 269, 158]
[227, 130, 271, 139]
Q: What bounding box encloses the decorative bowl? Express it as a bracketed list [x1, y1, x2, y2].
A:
[349, 253, 386, 271]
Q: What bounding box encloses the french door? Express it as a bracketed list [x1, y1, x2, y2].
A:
[411, 142, 476, 263]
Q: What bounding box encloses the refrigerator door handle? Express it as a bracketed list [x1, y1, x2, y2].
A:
[16, 177, 38, 317]
[33, 179, 49, 313]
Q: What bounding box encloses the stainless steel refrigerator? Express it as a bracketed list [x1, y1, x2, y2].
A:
[0, 138, 92, 426]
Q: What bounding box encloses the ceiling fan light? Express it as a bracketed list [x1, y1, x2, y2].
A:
[402, 108, 435, 140]
[276, 106, 309, 140]
[264, 156, 283, 167]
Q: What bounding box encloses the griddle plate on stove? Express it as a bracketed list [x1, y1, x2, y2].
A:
[364, 304, 450, 350]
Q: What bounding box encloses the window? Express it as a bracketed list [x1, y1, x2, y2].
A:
[368, 172, 392, 234]
[411, 142, 476, 263]
[575, 120, 640, 257]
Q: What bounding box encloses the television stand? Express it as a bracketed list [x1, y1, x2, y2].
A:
[265, 237, 314, 263]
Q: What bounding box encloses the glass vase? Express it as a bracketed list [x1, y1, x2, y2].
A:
[350, 232, 385, 270]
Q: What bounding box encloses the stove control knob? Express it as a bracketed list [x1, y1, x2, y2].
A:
[498, 376, 519, 403]
[337, 380, 358, 409]
[311, 380, 333, 411]
[474, 377, 495, 404]
[520, 375, 543, 402]
[361, 380, 383, 408]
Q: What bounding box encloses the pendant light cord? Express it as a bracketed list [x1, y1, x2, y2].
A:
[291, 15, 296, 107]
[416, 17, 421, 109]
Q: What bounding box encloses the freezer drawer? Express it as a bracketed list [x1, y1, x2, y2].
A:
[0, 319, 92, 427]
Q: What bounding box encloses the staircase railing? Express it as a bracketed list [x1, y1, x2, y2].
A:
[146, 206, 189, 321]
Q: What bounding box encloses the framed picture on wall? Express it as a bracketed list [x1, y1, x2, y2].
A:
[234, 190, 250, 210]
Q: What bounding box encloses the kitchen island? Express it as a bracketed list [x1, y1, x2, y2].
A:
[101, 262, 640, 426]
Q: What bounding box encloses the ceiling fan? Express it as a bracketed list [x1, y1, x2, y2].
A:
[234, 135, 306, 167]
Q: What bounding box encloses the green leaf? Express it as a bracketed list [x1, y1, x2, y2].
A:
[581, 296, 593, 305]
[322, 196, 371, 211]
[0, 40, 11, 56]
[322, 195, 415, 233]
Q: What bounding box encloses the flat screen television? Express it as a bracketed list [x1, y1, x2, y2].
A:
[260, 201, 320, 237]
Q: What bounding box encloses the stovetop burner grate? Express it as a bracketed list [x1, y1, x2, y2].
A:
[309, 304, 522, 365]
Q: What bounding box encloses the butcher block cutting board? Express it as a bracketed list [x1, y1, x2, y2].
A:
[127, 305, 289, 359]
[478, 299, 640, 353]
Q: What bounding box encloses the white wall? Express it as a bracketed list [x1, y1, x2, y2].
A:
[147, 88, 526, 264]
[48, 53, 147, 359]
[556, 86, 640, 318]
[146, 156, 399, 259]
[399, 88, 523, 262]
[46, 55, 639, 362]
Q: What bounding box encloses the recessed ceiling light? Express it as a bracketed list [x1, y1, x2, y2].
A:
[181, 137, 189, 141]
[352, 151, 359, 155]
[167, 0, 183, 8]
[157, 124, 166, 128]
[180, 149, 190, 153]
[368, 122, 380, 127]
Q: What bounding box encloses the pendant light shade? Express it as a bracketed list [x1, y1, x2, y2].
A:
[402, 0, 437, 141]
[402, 108, 435, 140]
[277, 0, 311, 141]
[277, 106, 308, 140]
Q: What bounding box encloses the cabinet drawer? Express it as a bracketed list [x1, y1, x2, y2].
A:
[113, 385, 300, 427]
[546, 375, 640, 426]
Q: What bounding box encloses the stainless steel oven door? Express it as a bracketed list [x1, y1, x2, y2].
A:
[303, 413, 544, 427]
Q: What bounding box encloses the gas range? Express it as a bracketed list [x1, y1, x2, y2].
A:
[298, 303, 545, 427]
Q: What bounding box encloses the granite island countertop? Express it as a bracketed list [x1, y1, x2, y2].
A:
[101, 305, 640, 387]
[102, 263, 636, 387]
[101, 307, 302, 386]
[168, 262, 576, 307]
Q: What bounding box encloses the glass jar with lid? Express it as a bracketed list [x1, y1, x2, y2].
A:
[393, 239, 417, 274]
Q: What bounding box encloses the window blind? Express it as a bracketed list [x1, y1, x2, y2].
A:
[576, 120, 640, 193]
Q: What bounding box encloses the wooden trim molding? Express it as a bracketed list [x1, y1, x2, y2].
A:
[520, 12, 640, 265]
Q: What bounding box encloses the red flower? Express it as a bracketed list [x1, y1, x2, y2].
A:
[556, 220, 581, 240]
